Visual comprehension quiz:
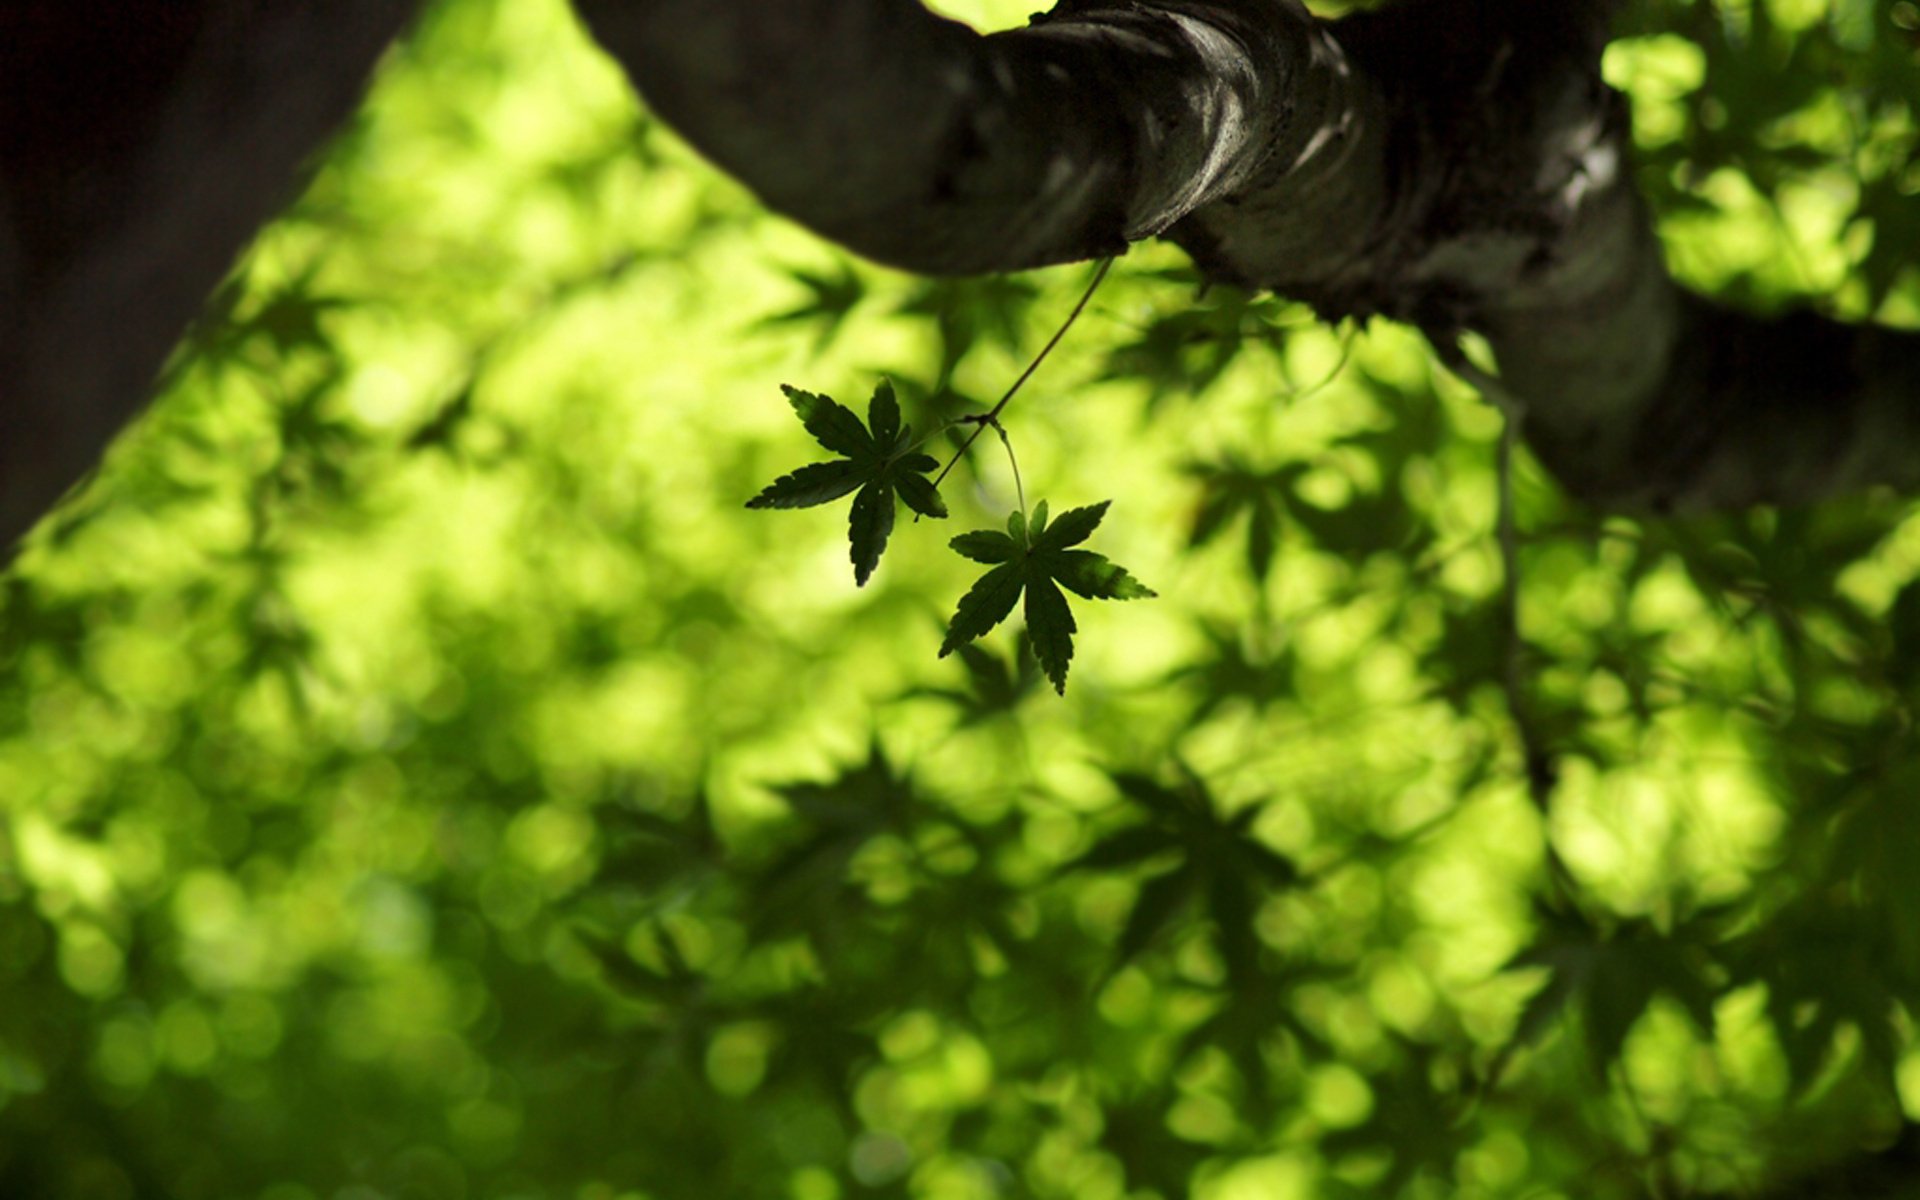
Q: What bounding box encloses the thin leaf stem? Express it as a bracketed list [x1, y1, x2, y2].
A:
[931, 257, 1114, 491]
[992, 421, 1026, 520]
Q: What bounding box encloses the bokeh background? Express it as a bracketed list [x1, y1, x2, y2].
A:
[3, 0, 1920, 1196]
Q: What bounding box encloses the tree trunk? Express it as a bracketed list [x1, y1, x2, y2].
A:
[0, 1, 420, 552]
[575, 0, 1920, 513]
[4, 0, 1916, 557]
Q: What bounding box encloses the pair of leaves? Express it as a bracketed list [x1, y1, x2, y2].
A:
[750, 381, 1156, 693]
[747, 381, 946, 585]
[940, 500, 1154, 694]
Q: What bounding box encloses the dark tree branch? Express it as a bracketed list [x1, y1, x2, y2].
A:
[1532, 300, 1920, 509]
[581, 0, 1916, 516]
[0, 1, 422, 552]
[571, 0, 1373, 275]
[2, 0, 1913, 556]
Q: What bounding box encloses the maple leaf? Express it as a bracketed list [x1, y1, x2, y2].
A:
[1183, 454, 1293, 580]
[1489, 903, 1726, 1085]
[940, 499, 1154, 694]
[756, 260, 865, 354]
[1066, 768, 1297, 977]
[895, 274, 1038, 384]
[747, 381, 947, 585]
[902, 634, 1044, 726]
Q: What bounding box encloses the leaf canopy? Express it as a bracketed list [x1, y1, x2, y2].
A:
[8, 3, 1920, 1199]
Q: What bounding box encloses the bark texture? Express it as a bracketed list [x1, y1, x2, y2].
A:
[576, 0, 1920, 516]
[3, 0, 1916, 556]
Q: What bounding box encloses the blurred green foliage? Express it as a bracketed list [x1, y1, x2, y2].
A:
[3, 1, 1920, 1198]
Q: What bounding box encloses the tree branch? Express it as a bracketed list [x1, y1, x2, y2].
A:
[1527, 300, 1920, 510]
[583, 0, 1919, 517]
[570, 0, 1385, 276]
[4, 0, 1914, 556]
[0, 1, 421, 553]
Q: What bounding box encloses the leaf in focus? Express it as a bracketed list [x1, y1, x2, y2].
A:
[940, 499, 1154, 693]
[746, 380, 947, 585]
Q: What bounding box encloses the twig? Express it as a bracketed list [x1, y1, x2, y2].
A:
[930, 257, 1113, 491]
[1279, 321, 1357, 404]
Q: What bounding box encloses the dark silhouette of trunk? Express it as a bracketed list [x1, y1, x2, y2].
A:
[1, 2, 418, 550]
[4, 0, 1916, 559]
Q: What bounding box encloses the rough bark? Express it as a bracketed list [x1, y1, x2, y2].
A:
[576, 0, 1920, 516]
[3, 0, 1916, 557]
[0, 1, 420, 552]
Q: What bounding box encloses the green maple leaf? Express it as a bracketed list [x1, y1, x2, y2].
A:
[1183, 454, 1292, 580]
[747, 380, 947, 585]
[940, 499, 1154, 694]
[1489, 903, 1726, 1085]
